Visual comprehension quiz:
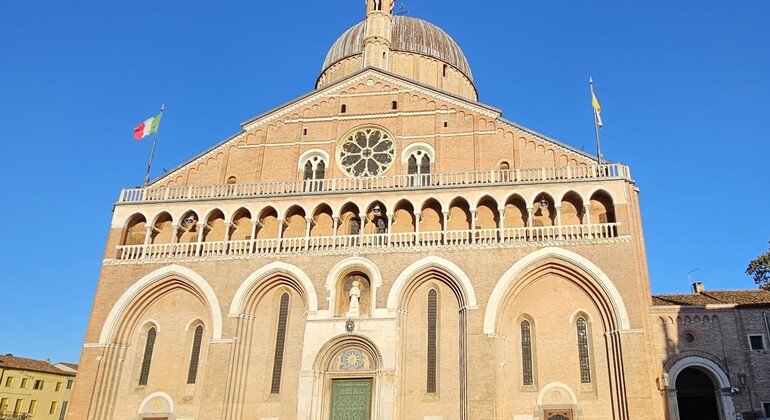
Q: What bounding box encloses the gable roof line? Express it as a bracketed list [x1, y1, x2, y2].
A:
[145, 67, 598, 187]
[242, 66, 500, 130]
[497, 118, 599, 162]
[147, 67, 500, 187]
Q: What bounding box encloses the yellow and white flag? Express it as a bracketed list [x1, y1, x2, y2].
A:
[592, 91, 603, 128]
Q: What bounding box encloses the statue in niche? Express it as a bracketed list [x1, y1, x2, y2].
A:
[338, 273, 371, 317]
[348, 280, 361, 316]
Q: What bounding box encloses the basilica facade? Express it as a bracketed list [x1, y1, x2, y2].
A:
[69, 1, 770, 419]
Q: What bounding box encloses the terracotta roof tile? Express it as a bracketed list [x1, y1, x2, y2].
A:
[652, 289, 770, 306]
[0, 354, 76, 376]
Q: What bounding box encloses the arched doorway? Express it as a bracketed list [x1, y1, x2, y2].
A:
[676, 368, 720, 420]
[310, 334, 384, 420]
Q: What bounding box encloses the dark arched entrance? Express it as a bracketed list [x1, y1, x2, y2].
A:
[676, 367, 720, 420]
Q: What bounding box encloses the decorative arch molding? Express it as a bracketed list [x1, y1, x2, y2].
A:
[400, 142, 436, 164]
[557, 189, 588, 206]
[202, 206, 227, 223]
[387, 256, 477, 310]
[587, 186, 620, 204]
[417, 195, 446, 213]
[666, 354, 731, 388]
[98, 265, 223, 344]
[297, 148, 331, 171]
[176, 207, 201, 225]
[229, 262, 318, 315]
[148, 210, 174, 227]
[325, 257, 383, 315]
[228, 205, 256, 223]
[280, 203, 310, 220]
[137, 391, 175, 415]
[310, 200, 336, 217]
[530, 189, 557, 206]
[503, 191, 530, 206]
[474, 193, 501, 210]
[536, 381, 577, 406]
[123, 211, 150, 229]
[483, 247, 631, 335]
[312, 333, 385, 370]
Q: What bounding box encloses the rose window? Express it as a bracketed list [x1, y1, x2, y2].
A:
[338, 128, 395, 177]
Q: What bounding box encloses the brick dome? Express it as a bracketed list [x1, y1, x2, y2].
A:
[321, 16, 474, 83]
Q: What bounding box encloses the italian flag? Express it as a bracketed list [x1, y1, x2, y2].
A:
[133, 113, 162, 140]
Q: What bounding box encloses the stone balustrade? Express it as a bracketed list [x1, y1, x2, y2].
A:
[118, 164, 631, 203]
[114, 222, 621, 261]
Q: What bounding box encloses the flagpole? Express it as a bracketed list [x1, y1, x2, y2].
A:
[144, 104, 164, 187]
[590, 77, 603, 166]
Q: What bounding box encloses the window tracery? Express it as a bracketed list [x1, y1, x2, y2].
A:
[427, 289, 438, 393]
[577, 317, 591, 383]
[337, 127, 395, 177]
[187, 325, 204, 384]
[271, 293, 290, 394]
[521, 320, 533, 386]
[138, 327, 157, 386]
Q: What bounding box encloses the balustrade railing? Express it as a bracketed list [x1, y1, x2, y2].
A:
[118, 164, 630, 203]
[115, 223, 620, 260]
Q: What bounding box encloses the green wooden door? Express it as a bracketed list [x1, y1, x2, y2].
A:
[330, 378, 372, 420]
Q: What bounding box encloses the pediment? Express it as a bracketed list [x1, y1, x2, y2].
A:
[149, 67, 596, 188]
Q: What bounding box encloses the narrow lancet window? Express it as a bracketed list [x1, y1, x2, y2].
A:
[427, 289, 438, 393]
[521, 320, 533, 385]
[314, 160, 326, 180]
[138, 327, 157, 385]
[187, 325, 204, 384]
[270, 293, 290, 394]
[577, 317, 591, 383]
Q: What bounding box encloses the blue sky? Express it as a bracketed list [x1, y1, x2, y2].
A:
[0, 1, 768, 363]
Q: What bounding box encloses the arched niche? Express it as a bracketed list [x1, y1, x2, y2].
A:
[335, 272, 372, 317]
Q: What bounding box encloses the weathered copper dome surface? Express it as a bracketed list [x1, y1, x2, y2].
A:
[321, 16, 473, 81]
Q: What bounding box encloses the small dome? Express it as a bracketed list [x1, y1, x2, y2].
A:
[321, 16, 473, 82]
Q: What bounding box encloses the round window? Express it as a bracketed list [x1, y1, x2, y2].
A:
[337, 127, 395, 177]
[683, 331, 696, 344]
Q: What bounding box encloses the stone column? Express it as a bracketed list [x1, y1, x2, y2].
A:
[498, 206, 505, 243]
[442, 210, 449, 245]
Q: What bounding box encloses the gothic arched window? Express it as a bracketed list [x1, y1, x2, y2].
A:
[427, 289, 438, 393]
[270, 293, 290, 394]
[577, 317, 591, 383]
[301, 155, 327, 192]
[349, 217, 361, 236]
[138, 327, 157, 385]
[521, 320, 533, 386]
[187, 325, 204, 384]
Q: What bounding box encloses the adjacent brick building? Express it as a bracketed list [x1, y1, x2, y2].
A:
[68, 1, 770, 419]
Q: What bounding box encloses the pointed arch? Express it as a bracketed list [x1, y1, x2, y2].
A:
[229, 262, 318, 315]
[98, 265, 223, 344]
[387, 256, 477, 310]
[483, 247, 630, 335]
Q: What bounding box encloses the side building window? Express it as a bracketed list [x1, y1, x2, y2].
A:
[521, 320, 534, 386]
[427, 289, 438, 393]
[577, 317, 591, 383]
[271, 293, 290, 394]
[139, 327, 157, 385]
[187, 325, 204, 384]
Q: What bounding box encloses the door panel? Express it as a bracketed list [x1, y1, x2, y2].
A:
[330, 378, 372, 420]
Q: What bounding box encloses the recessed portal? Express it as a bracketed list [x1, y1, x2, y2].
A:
[676, 367, 720, 420]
